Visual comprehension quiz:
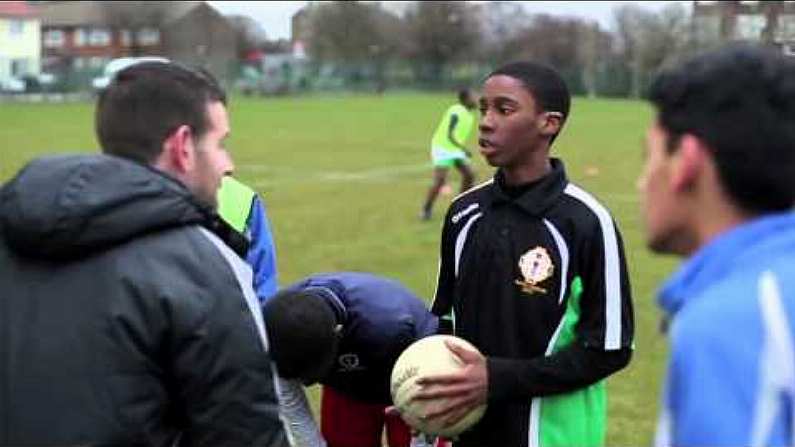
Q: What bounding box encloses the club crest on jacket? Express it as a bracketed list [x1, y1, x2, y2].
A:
[515, 246, 554, 296]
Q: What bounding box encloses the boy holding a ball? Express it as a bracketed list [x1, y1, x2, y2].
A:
[424, 61, 635, 447]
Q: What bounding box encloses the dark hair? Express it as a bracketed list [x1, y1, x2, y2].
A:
[262, 289, 340, 382]
[95, 62, 227, 164]
[648, 44, 795, 213]
[458, 88, 472, 104]
[488, 61, 571, 142]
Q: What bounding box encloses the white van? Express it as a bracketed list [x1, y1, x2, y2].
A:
[92, 56, 169, 92]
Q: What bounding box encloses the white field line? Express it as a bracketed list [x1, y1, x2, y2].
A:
[238, 163, 641, 203]
[239, 162, 431, 188]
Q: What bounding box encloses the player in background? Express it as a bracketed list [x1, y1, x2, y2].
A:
[420, 61, 634, 447]
[421, 89, 478, 221]
[218, 175, 279, 301]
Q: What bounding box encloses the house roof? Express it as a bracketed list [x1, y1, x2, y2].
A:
[39, 1, 209, 27]
[0, 1, 37, 18]
[39, 1, 104, 26]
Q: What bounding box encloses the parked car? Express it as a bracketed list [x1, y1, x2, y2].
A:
[235, 65, 266, 96]
[92, 56, 169, 92]
[20, 73, 57, 93]
[0, 77, 26, 93]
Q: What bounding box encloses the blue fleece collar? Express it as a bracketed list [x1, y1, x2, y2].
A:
[658, 212, 795, 316]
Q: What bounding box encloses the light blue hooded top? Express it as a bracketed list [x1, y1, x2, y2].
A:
[656, 212, 795, 447]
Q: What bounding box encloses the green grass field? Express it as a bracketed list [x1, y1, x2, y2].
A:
[0, 93, 678, 445]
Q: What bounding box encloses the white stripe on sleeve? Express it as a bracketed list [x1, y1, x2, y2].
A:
[199, 227, 269, 350]
[454, 213, 482, 277]
[564, 184, 623, 350]
[751, 271, 795, 447]
[543, 219, 570, 305]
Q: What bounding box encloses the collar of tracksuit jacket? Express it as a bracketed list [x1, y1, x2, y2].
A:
[658, 211, 795, 318]
[487, 158, 568, 216]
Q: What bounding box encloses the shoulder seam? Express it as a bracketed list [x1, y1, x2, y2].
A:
[198, 227, 270, 351]
[563, 182, 624, 350]
[452, 178, 493, 203]
[562, 183, 613, 220]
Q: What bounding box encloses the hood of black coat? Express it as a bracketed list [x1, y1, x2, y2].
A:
[0, 154, 212, 259]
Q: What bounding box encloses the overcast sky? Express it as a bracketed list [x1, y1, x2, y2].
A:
[208, 1, 690, 41]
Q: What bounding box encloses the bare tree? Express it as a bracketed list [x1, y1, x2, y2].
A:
[484, 13, 611, 96]
[612, 4, 647, 97]
[370, 9, 403, 93]
[403, 1, 479, 86]
[227, 14, 268, 60]
[511, 15, 585, 70]
[612, 3, 689, 97]
[306, 1, 400, 90]
[308, 2, 392, 63]
[478, 1, 531, 64]
[579, 23, 613, 98]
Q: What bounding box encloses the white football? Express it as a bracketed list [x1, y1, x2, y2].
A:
[390, 335, 487, 437]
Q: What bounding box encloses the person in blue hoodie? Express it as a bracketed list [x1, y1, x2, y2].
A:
[638, 44, 795, 446]
[218, 175, 278, 301]
[262, 272, 439, 447]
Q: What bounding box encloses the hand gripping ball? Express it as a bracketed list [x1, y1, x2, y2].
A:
[390, 335, 487, 437]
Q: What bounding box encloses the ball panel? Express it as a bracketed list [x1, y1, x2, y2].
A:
[390, 335, 487, 437]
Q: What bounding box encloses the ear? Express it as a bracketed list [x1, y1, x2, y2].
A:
[161, 125, 195, 174]
[670, 134, 709, 193]
[539, 112, 563, 138]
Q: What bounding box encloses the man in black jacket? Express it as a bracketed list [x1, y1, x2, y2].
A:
[0, 63, 288, 446]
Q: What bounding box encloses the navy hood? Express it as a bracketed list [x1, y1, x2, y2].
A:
[0, 154, 211, 259]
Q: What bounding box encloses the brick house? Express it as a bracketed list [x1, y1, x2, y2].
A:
[692, 0, 795, 55]
[0, 1, 40, 88]
[40, 1, 237, 83]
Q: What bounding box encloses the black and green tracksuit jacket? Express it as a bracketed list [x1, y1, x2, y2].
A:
[432, 159, 634, 447]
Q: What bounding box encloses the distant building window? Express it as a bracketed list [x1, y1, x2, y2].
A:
[11, 58, 29, 76]
[120, 29, 132, 46]
[9, 20, 24, 37]
[137, 28, 160, 46]
[736, 14, 767, 40]
[44, 29, 65, 48]
[778, 15, 795, 40]
[89, 56, 106, 68]
[74, 28, 87, 47]
[89, 28, 111, 46]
